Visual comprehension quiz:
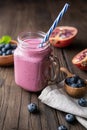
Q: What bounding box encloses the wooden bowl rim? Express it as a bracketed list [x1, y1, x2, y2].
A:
[64, 82, 87, 98]
[64, 82, 87, 90]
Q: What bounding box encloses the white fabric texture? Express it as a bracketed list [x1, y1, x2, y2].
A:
[38, 81, 87, 129]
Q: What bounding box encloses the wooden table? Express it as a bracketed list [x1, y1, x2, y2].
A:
[0, 0, 87, 130]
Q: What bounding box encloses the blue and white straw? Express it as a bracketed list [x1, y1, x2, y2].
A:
[39, 3, 69, 48]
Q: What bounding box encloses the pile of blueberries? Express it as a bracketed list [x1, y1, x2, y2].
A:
[0, 43, 17, 56]
[65, 75, 86, 87]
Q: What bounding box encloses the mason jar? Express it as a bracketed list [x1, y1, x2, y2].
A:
[14, 31, 59, 92]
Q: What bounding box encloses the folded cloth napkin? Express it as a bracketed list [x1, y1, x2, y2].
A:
[38, 81, 87, 129]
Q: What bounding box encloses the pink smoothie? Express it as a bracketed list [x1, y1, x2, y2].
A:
[14, 38, 51, 92]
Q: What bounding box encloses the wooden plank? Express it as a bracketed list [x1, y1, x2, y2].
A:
[0, 0, 87, 130]
[1, 69, 22, 130]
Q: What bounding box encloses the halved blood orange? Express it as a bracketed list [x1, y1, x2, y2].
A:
[49, 26, 78, 48]
[72, 49, 87, 70]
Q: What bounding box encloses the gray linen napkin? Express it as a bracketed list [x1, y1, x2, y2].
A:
[38, 81, 87, 129]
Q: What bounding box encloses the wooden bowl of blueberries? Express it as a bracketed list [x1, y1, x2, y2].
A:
[60, 67, 87, 98]
[0, 36, 17, 66]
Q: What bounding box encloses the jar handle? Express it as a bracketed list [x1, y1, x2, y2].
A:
[60, 67, 73, 77]
[49, 55, 60, 84]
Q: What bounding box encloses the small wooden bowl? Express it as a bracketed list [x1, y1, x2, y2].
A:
[60, 67, 87, 98]
[0, 40, 17, 66]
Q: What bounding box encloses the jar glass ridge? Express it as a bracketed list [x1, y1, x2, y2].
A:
[17, 31, 50, 50]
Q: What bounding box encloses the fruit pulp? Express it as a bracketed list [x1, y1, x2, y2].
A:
[49, 26, 78, 48]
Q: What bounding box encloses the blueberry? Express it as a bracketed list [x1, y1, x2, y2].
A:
[69, 77, 75, 83]
[0, 51, 2, 55]
[69, 75, 80, 84]
[6, 50, 12, 55]
[0, 44, 5, 49]
[28, 103, 38, 113]
[5, 43, 12, 50]
[73, 75, 80, 81]
[77, 79, 85, 87]
[2, 52, 6, 56]
[70, 83, 78, 87]
[57, 125, 67, 130]
[65, 114, 75, 123]
[1, 47, 6, 53]
[12, 50, 14, 54]
[65, 78, 71, 84]
[78, 98, 87, 107]
[11, 44, 17, 49]
[77, 79, 82, 84]
[77, 79, 85, 86]
[77, 84, 83, 87]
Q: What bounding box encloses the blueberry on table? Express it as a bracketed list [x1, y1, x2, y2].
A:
[57, 125, 67, 130]
[78, 98, 87, 107]
[65, 114, 75, 123]
[28, 103, 38, 113]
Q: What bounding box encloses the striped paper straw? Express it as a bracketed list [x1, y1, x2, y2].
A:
[39, 3, 69, 48]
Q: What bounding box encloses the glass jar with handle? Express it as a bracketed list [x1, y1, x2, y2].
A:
[14, 31, 59, 92]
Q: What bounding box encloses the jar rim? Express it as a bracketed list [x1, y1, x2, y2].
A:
[17, 31, 49, 49]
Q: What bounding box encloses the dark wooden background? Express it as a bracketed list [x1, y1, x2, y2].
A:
[0, 0, 87, 130]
